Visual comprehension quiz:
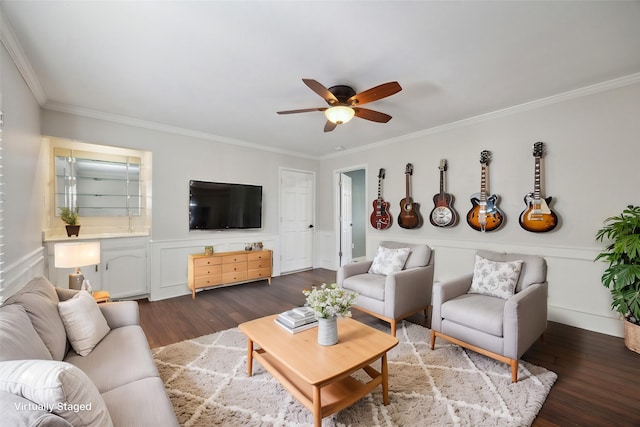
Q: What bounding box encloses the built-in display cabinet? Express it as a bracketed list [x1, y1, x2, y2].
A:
[44, 236, 148, 299]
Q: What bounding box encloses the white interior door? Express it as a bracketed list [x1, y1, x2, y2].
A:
[280, 169, 314, 273]
[340, 173, 353, 266]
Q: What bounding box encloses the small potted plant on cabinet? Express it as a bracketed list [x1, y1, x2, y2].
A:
[595, 205, 640, 354]
[60, 207, 81, 237]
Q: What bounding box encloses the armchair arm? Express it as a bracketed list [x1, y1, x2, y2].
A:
[383, 265, 434, 318]
[503, 282, 548, 359]
[337, 261, 373, 285]
[99, 301, 140, 329]
[431, 273, 473, 331]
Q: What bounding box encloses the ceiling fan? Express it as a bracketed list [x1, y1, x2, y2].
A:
[277, 79, 402, 132]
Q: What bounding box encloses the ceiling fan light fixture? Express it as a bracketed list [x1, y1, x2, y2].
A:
[325, 106, 355, 125]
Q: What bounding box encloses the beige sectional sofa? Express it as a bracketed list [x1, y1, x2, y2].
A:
[0, 276, 178, 426]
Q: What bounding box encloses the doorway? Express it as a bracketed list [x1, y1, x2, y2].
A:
[335, 166, 367, 267]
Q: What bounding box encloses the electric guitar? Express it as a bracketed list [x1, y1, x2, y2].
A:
[370, 168, 392, 230]
[429, 159, 458, 227]
[466, 150, 504, 232]
[398, 163, 422, 229]
[519, 142, 558, 232]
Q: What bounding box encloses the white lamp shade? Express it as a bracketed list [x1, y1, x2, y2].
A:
[54, 241, 101, 268]
[324, 106, 355, 124]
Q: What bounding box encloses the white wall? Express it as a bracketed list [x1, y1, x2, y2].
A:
[315, 81, 640, 337]
[40, 110, 319, 299]
[0, 43, 46, 300]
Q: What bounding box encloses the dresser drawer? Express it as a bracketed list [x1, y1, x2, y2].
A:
[195, 264, 222, 277]
[247, 251, 271, 261]
[222, 271, 248, 283]
[248, 259, 270, 270]
[247, 268, 270, 281]
[222, 254, 247, 264]
[194, 275, 223, 288]
[194, 257, 222, 267]
[222, 262, 244, 274]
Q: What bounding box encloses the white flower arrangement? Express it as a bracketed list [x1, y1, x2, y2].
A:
[303, 283, 358, 319]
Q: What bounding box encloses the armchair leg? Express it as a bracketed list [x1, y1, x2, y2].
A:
[390, 320, 397, 337]
[510, 360, 519, 383]
[430, 329, 436, 350]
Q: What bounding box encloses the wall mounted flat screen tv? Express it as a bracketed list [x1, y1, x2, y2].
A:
[189, 180, 262, 230]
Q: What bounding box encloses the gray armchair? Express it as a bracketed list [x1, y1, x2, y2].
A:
[337, 241, 434, 336]
[430, 250, 548, 382]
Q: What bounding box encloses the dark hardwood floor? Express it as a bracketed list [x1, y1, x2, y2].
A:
[137, 268, 640, 427]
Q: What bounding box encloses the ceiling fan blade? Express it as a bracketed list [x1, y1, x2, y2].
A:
[324, 121, 337, 132]
[277, 107, 327, 115]
[348, 81, 402, 106]
[353, 108, 392, 123]
[303, 79, 339, 105]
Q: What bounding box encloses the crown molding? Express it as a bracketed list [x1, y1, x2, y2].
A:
[43, 102, 317, 160]
[322, 72, 640, 160]
[0, 7, 47, 105]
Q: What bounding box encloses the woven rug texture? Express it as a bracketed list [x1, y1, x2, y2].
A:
[152, 321, 556, 427]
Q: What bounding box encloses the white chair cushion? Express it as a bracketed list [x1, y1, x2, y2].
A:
[468, 254, 523, 299]
[58, 290, 110, 356]
[368, 246, 411, 275]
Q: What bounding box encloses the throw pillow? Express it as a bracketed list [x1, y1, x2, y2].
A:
[0, 359, 114, 427]
[58, 291, 110, 356]
[368, 246, 411, 275]
[469, 254, 523, 299]
[0, 304, 53, 362]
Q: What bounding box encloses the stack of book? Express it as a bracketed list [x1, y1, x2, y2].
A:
[275, 306, 318, 333]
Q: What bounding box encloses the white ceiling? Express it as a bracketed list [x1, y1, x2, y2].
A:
[3, 1, 640, 158]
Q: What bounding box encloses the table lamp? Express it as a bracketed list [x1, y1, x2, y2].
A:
[54, 241, 101, 290]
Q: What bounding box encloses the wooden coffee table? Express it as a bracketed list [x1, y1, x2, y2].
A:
[239, 314, 398, 427]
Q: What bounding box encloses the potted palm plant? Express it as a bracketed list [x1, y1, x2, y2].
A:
[59, 207, 81, 237]
[595, 205, 640, 353]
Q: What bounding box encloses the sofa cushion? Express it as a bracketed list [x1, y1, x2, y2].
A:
[368, 246, 411, 275]
[58, 291, 111, 356]
[441, 293, 506, 337]
[0, 390, 73, 427]
[0, 359, 113, 427]
[4, 276, 68, 360]
[342, 273, 386, 301]
[65, 325, 159, 393]
[477, 250, 547, 292]
[0, 304, 53, 362]
[101, 377, 179, 427]
[380, 241, 431, 269]
[468, 254, 523, 300]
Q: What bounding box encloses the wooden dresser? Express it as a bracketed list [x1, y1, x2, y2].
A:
[187, 249, 272, 298]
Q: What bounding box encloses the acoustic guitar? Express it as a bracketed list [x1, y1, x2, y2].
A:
[370, 168, 392, 230]
[429, 159, 458, 227]
[398, 163, 422, 229]
[519, 142, 558, 232]
[466, 150, 504, 232]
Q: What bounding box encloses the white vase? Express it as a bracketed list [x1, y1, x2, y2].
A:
[317, 317, 338, 346]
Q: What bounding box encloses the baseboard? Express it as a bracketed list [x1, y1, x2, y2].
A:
[548, 305, 623, 337]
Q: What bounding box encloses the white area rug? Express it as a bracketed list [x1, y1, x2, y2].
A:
[152, 321, 556, 426]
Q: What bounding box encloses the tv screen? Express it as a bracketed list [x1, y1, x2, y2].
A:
[189, 180, 262, 230]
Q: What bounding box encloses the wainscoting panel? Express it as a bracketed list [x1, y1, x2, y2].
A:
[319, 232, 622, 337]
[148, 234, 279, 301]
[0, 247, 45, 303]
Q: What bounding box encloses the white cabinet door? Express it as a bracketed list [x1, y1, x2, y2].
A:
[102, 248, 147, 298]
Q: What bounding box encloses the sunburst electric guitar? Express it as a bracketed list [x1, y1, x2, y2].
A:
[429, 159, 458, 227]
[398, 163, 422, 229]
[466, 150, 504, 232]
[519, 142, 558, 232]
[370, 168, 392, 230]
